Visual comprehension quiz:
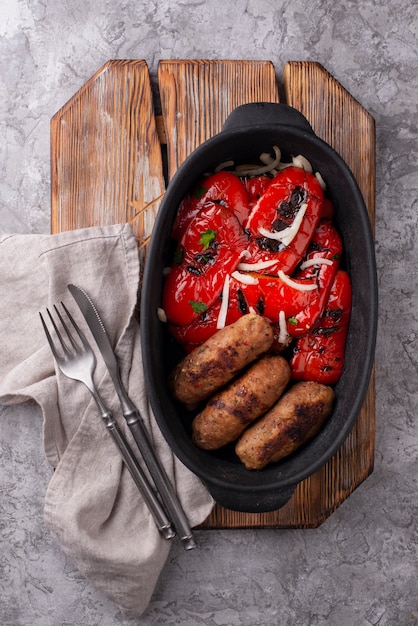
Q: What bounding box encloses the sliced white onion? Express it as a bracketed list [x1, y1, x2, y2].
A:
[292, 154, 313, 173]
[278, 270, 317, 291]
[259, 146, 282, 165]
[216, 274, 230, 329]
[157, 308, 167, 322]
[237, 259, 278, 271]
[257, 226, 287, 241]
[232, 146, 282, 177]
[300, 257, 334, 270]
[315, 171, 326, 191]
[278, 310, 289, 344]
[214, 159, 235, 172]
[231, 271, 259, 285]
[258, 202, 307, 246]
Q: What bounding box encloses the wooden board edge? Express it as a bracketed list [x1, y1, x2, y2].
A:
[50, 60, 152, 234]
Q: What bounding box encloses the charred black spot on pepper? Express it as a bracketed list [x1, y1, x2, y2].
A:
[277, 201, 296, 220]
[186, 265, 204, 276]
[309, 241, 327, 253]
[200, 310, 210, 322]
[193, 240, 220, 266]
[256, 296, 265, 316]
[272, 218, 289, 232]
[237, 289, 249, 315]
[325, 308, 343, 323]
[276, 187, 306, 220]
[312, 325, 339, 337]
[193, 250, 218, 265]
[256, 237, 285, 253]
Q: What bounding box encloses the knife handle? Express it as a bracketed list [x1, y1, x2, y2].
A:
[124, 407, 197, 550]
[100, 409, 176, 541]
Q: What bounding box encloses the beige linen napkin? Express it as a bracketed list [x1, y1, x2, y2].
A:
[0, 223, 214, 617]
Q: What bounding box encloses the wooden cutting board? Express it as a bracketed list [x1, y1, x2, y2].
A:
[51, 59, 375, 529]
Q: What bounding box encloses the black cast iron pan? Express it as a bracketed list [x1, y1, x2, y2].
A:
[140, 102, 377, 513]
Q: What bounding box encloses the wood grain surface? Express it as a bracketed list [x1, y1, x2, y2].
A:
[50, 59, 376, 529]
[158, 60, 280, 179]
[51, 59, 165, 272]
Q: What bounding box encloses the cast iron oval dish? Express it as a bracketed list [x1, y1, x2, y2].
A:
[140, 103, 377, 513]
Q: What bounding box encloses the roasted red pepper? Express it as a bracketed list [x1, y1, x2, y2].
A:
[244, 166, 325, 275]
[243, 175, 272, 208]
[321, 197, 335, 220]
[168, 271, 316, 351]
[164, 159, 350, 380]
[290, 270, 352, 384]
[162, 201, 248, 327]
[171, 171, 251, 241]
[286, 219, 343, 337]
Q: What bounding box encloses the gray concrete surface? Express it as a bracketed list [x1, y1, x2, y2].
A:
[1, 0, 417, 624]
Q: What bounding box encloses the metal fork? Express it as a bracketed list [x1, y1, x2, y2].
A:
[40, 302, 176, 541]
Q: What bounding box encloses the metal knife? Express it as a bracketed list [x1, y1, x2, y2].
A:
[68, 283, 196, 550]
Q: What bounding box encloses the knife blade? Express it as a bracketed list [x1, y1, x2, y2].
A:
[68, 283, 196, 550]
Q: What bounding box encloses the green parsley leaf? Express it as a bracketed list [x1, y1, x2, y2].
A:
[193, 185, 208, 200]
[173, 248, 183, 264]
[288, 316, 298, 326]
[199, 229, 217, 250]
[189, 301, 208, 314]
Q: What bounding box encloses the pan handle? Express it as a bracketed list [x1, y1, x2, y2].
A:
[222, 102, 315, 135]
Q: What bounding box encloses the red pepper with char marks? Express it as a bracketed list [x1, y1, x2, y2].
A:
[162, 201, 249, 327]
[171, 170, 251, 241]
[290, 269, 352, 384]
[244, 166, 325, 275]
[243, 175, 272, 208]
[286, 218, 343, 337]
[169, 271, 316, 352]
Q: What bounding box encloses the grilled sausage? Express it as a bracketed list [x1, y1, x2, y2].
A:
[169, 313, 274, 410]
[235, 381, 334, 470]
[192, 354, 291, 450]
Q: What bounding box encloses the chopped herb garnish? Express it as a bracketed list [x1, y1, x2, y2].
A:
[288, 316, 298, 326]
[189, 301, 208, 314]
[199, 229, 217, 250]
[331, 252, 341, 261]
[173, 248, 183, 264]
[193, 185, 208, 200]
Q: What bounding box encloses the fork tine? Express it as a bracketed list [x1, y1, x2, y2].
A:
[60, 301, 91, 350]
[39, 311, 60, 359]
[52, 303, 79, 351]
[45, 305, 72, 355]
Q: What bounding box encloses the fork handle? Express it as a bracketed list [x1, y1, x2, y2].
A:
[100, 409, 176, 541]
[124, 407, 197, 551]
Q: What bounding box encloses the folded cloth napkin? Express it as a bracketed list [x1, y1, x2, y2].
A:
[0, 223, 214, 617]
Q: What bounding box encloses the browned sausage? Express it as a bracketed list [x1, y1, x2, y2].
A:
[235, 381, 334, 470]
[169, 313, 274, 410]
[192, 354, 291, 450]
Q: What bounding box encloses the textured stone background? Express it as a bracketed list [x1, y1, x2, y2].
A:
[1, 0, 417, 624]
